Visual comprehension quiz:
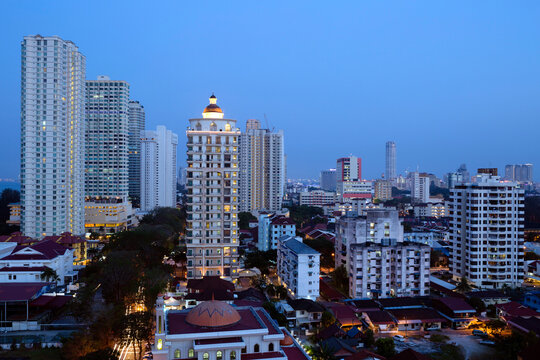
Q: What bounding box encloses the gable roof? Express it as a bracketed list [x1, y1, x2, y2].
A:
[287, 298, 324, 313]
[435, 297, 475, 313]
[496, 301, 540, 318]
[2, 240, 68, 261]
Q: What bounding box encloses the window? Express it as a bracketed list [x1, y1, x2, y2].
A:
[174, 349, 181, 358]
[188, 348, 194, 357]
[254, 344, 260, 353]
[269, 343, 274, 351]
[231, 351, 236, 360]
[203, 353, 209, 360]
[217, 351, 223, 360]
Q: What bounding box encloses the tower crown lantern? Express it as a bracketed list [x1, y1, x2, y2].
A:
[202, 93, 224, 119]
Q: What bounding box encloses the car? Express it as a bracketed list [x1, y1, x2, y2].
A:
[479, 339, 495, 346]
[472, 329, 487, 337]
[393, 335, 405, 342]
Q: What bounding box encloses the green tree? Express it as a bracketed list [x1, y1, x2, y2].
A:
[239, 211, 257, 229]
[40, 267, 60, 288]
[119, 311, 153, 360]
[485, 319, 506, 336]
[311, 343, 336, 360]
[304, 237, 335, 268]
[79, 348, 119, 360]
[321, 310, 335, 328]
[244, 250, 277, 275]
[431, 344, 464, 360]
[375, 338, 396, 358]
[468, 297, 486, 313]
[330, 265, 349, 295]
[288, 205, 324, 228]
[262, 301, 287, 327]
[455, 276, 472, 293]
[363, 329, 375, 348]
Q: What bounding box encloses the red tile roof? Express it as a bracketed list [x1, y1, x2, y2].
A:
[0, 232, 34, 245]
[363, 310, 395, 325]
[282, 346, 311, 360]
[42, 232, 85, 245]
[241, 352, 284, 360]
[389, 308, 446, 324]
[2, 240, 68, 261]
[0, 283, 47, 302]
[168, 308, 263, 335]
[271, 216, 295, 226]
[496, 301, 540, 318]
[255, 308, 281, 335]
[435, 297, 475, 313]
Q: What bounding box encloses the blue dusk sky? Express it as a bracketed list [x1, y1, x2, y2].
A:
[1, 1, 540, 180]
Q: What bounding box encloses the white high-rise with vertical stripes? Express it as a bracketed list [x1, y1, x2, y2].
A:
[21, 35, 86, 238]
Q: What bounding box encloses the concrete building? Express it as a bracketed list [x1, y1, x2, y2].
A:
[320, 169, 337, 192]
[141, 126, 178, 211]
[277, 236, 320, 300]
[449, 173, 525, 289]
[505, 164, 533, 183]
[411, 172, 430, 203]
[152, 297, 310, 360]
[84, 197, 138, 236]
[299, 190, 336, 207]
[374, 179, 392, 201]
[21, 35, 86, 238]
[128, 100, 145, 201]
[385, 141, 396, 180]
[239, 119, 285, 212]
[413, 202, 448, 218]
[336, 156, 372, 200]
[258, 213, 296, 251]
[6, 203, 21, 227]
[335, 209, 430, 299]
[85, 76, 129, 198]
[185, 95, 240, 279]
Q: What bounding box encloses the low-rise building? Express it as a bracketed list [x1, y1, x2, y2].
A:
[524, 290, 540, 311]
[152, 298, 311, 360]
[276, 298, 324, 331]
[277, 236, 320, 300]
[299, 190, 336, 207]
[258, 214, 296, 251]
[0, 240, 75, 286]
[433, 297, 476, 329]
[413, 202, 448, 218]
[6, 203, 21, 226]
[84, 197, 138, 236]
[374, 180, 392, 201]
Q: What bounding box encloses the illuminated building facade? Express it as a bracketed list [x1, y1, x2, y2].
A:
[449, 173, 525, 289]
[239, 119, 285, 212]
[128, 100, 145, 201]
[186, 95, 240, 279]
[20, 35, 86, 238]
[141, 126, 178, 211]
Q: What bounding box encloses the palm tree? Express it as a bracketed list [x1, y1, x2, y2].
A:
[455, 276, 472, 293]
[41, 267, 60, 289]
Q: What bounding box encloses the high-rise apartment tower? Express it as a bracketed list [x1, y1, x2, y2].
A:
[21, 35, 86, 238]
[385, 141, 396, 180]
[239, 119, 285, 212]
[128, 100, 145, 201]
[186, 95, 240, 279]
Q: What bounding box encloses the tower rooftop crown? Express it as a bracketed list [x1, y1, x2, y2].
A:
[203, 93, 224, 119]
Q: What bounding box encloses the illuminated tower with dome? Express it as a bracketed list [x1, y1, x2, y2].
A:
[185, 94, 240, 280]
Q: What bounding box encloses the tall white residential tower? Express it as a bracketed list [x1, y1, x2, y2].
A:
[141, 126, 178, 211]
[385, 141, 396, 180]
[239, 119, 285, 212]
[186, 95, 240, 279]
[449, 173, 524, 289]
[20, 35, 86, 238]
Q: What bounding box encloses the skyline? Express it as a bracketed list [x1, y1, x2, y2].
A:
[2, 1, 540, 180]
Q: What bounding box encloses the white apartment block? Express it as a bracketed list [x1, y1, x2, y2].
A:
[337, 180, 373, 201]
[84, 197, 138, 235]
[449, 174, 525, 289]
[299, 190, 336, 207]
[128, 100, 145, 201]
[85, 76, 129, 199]
[277, 236, 320, 300]
[374, 179, 392, 201]
[185, 95, 240, 279]
[411, 172, 430, 203]
[21, 35, 86, 238]
[413, 202, 448, 218]
[258, 213, 296, 251]
[335, 209, 430, 299]
[239, 119, 285, 212]
[141, 126, 178, 211]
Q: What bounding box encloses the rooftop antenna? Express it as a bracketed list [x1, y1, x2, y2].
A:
[263, 113, 275, 132]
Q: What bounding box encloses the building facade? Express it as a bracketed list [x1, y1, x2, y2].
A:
[374, 179, 392, 201]
[21, 35, 86, 238]
[258, 213, 296, 251]
[128, 100, 145, 201]
[335, 209, 429, 299]
[239, 119, 285, 212]
[385, 141, 396, 180]
[320, 169, 337, 192]
[85, 75, 129, 198]
[411, 172, 430, 203]
[277, 236, 320, 300]
[336, 156, 372, 200]
[504, 164, 533, 183]
[299, 190, 336, 207]
[185, 95, 240, 279]
[449, 174, 525, 289]
[141, 126, 178, 211]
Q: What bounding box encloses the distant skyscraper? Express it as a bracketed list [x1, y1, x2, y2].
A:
[141, 126, 178, 211]
[128, 100, 145, 201]
[336, 156, 372, 200]
[505, 164, 533, 182]
[411, 172, 430, 203]
[21, 35, 86, 238]
[186, 95, 240, 279]
[449, 174, 524, 289]
[239, 119, 285, 212]
[85, 76, 129, 199]
[385, 141, 396, 180]
[320, 169, 337, 191]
